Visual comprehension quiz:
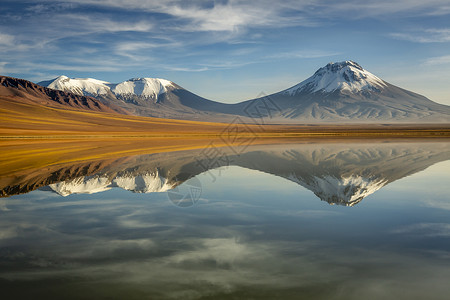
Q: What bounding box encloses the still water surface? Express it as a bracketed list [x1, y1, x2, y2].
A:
[0, 141, 449, 299]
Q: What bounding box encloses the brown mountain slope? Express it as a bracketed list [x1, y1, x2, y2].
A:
[0, 75, 129, 115]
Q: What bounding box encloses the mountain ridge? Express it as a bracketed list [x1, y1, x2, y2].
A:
[38, 60, 450, 123]
[0, 75, 130, 115]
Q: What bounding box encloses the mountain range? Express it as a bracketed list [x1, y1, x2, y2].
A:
[37, 60, 450, 123]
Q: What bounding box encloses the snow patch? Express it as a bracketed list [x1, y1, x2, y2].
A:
[111, 78, 173, 98]
[47, 76, 111, 96]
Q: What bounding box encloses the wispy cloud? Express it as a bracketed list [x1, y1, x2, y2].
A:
[20, 62, 122, 73]
[162, 1, 318, 32]
[44, 0, 450, 22]
[51, 14, 154, 34]
[162, 66, 210, 72]
[25, 2, 77, 14]
[41, 0, 319, 32]
[266, 50, 340, 60]
[423, 55, 450, 65]
[0, 33, 33, 52]
[310, 0, 450, 18]
[390, 28, 450, 43]
[0, 33, 15, 46]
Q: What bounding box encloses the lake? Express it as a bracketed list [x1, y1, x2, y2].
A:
[1, 139, 450, 299]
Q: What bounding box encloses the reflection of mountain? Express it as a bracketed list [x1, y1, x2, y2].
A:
[42, 172, 174, 196]
[224, 143, 450, 205]
[1, 142, 449, 205]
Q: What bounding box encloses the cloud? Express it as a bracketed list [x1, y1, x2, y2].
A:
[390, 28, 450, 43]
[20, 62, 122, 73]
[0, 33, 15, 46]
[162, 1, 317, 32]
[25, 2, 77, 14]
[266, 50, 341, 60]
[42, 0, 450, 21]
[424, 55, 450, 65]
[53, 14, 154, 34]
[163, 66, 210, 72]
[35, 0, 319, 32]
[309, 0, 450, 18]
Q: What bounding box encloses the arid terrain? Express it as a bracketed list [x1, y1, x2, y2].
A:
[2, 92, 450, 137]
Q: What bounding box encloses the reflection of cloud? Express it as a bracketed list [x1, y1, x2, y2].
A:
[282, 209, 343, 218]
[1, 145, 450, 299]
[392, 223, 450, 237]
[421, 198, 450, 211]
[168, 238, 257, 266]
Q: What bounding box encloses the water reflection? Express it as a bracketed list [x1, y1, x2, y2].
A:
[0, 141, 449, 299]
[1, 141, 449, 206]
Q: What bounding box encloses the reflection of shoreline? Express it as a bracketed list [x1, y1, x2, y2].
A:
[1, 141, 449, 206]
[2, 138, 449, 177]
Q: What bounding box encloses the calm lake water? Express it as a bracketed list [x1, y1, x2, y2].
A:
[1, 140, 450, 299]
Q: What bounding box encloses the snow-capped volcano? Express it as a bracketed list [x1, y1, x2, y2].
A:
[282, 60, 386, 95]
[42, 76, 174, 102]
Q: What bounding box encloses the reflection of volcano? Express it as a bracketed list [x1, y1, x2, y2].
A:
[1, 141, 449, 205]
[288, 174, 387, 206]
[224, 143, 450, 206]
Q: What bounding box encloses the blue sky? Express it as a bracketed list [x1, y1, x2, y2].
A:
[1, 0, 450, 104]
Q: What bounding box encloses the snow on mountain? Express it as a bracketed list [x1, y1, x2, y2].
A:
[112, 78, 173, 99]
[282, 60, 387, 95]
[47, 75, 111, 96]
[48, 172, 175, 196]
[42, 76, 174, 101]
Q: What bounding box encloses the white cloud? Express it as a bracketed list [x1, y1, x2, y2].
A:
[58, 0, 450, 24]
[424, 55, 450, 65]
[266, 50, 340, 60]
[163, 1, 316, 32]
[163, 66, 210, 72]
[0, 33, 15, 46]
[21, 62, 121, 72]
[310, 0, 450, 18]
[36, 0, 319, 32]
[390, 28, 450, 43]
[25, 2, 77, 14]
[55, 14, 154, 33]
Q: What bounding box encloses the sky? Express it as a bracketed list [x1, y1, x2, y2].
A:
[1, 0, 449, 105]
